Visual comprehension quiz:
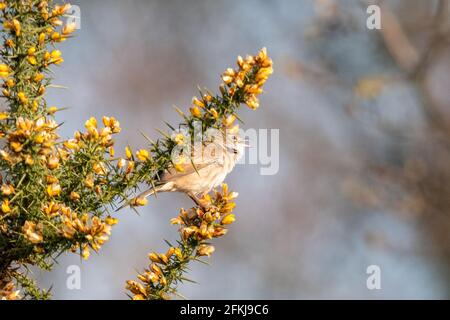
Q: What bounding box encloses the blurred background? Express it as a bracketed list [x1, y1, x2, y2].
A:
[32, 0, 450, 299]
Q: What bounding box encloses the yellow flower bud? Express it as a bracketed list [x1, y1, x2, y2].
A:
[0, 64, 11, 78]
[5, 79, 14, 87]
[117, 158, 126, 169]
[210, 108, 219, 119]
[47, 155, 59, 169]
[10, 141, 23, 152]
[105, 216, 118, 226]
[50, 50, 63, 64]
[174, 247, 183, 259]
[17, 92, 28, 105]
[51, 32, 61, 42]
[221, 214, 236, 225]
[174, 133, 185, 145]
[1, 199, 11, 213]
[1, 184, 14, 196]
[64, 139, 79, 150]
[192, 96, 205, 108]
[131, 196, 148, 207]
[149, 252, 162, 264]
[85, 117, 97, 130]
[27, 56, 37, 65]
[22, 221, 44, 244]
[81, 244, 90, 260]
[0, 112, 8, 120]
[70, 191, 80, 201]
[136, 149, 150, 161]
[47, 183, 61, 197]
[38, 33, 46, 45]
[125, 146, 132, 160]
[12, 19, 21, 36]
[5, 39, 14, 48]
[27, 47, 36, 56]
[34, 73, 45, 82]
[84, 176, 94, 189]
[197, 245, 215, 257]
[190, 106, 202, 118]
[62, 22, 76, 35]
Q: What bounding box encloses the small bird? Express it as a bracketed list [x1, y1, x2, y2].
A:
[120, 129, 246, 210]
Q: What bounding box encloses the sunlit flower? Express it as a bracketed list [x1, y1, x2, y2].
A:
[0, 64, 11, 78]
[70, 191, 80, 201]
[136, 149, 150, 161]
[105, 216, 118, 226]
[81, 244, 90, 260]
[197, 245, 215, 257]
[131, 196, 148, 207]
[52, 3, 71, 16]
[126, 280, 147, 298]
[43, 202, 60, 217]
[117, 158, 126, 169]
[173, 133, 185, 145]
[47, 155, 59, 170]
[22, 221, 43, 244]
[93, 162, 107, 175]
[0, 112, 8, 120]
[64, 139, 79, 150]
[1, 185, 14, 196]
[84, 175, 94, 189]
[62, 22, 77, 35]
[85, 117, 97, 130]
[221, 213, 235, 225]
[125, 146, 132, 160]
[192, 96, 205, 108]
[102, 116, 121, 133]
[38, 32, 46, 45]
[190, 106, 202, 118]
[17, 92, 28, 105]
[1, 199, 11, 213]
[3, 19, 21, 36]
[47, 183, 61, 197]
[50, 49, 63, 64]
[0, 281, 20, 301]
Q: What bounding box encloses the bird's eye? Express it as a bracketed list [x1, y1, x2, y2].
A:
[233, 149, 238, 154]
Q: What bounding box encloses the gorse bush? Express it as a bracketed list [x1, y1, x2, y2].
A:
[0, 0, 272, 300]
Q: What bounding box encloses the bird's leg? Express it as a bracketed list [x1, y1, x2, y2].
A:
[187, 192, 210, 209]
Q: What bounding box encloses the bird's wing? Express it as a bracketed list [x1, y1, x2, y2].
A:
[160, 162, 213, 182]
[160, 142, 223, 182]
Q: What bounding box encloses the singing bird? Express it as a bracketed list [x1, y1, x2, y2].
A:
[120, 129, 247, 209]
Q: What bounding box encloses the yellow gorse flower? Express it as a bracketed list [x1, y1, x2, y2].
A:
[131, 196, 148, 207]
[3, 19, 21, 36]
[1, 199, 11, 213]
[1, 184, 15, 196]
[136, 149, 150, 161]
[0, 5, 272, 300]
[0, 64, 11, 78]
[127, 184, 238, 300]
[46, 183, 61, 197]
[22, 221, 43, 244]
[125, 146, 132, 160]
